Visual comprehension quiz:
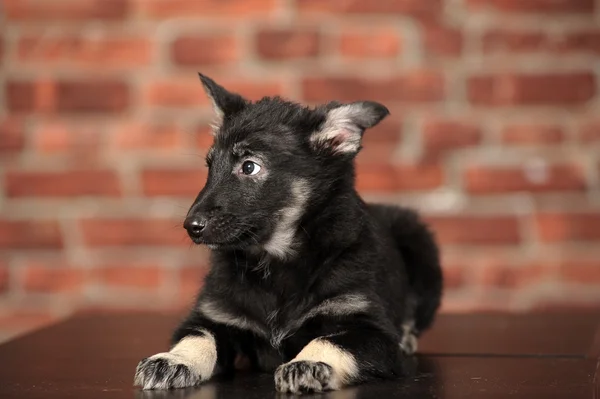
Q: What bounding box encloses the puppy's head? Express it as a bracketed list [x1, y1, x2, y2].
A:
[184, 74, 389, 258]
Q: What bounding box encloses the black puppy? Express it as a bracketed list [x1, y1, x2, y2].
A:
[134, 74, 443, 394]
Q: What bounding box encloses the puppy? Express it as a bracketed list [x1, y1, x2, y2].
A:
[134, 74, 443, 394]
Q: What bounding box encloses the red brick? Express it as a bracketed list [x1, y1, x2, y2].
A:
[483, 29, 548, 53]
[423, 24, 463, 57]
[355, 145, 397, 166]
[142, 169, 208, 196]
[0, 221, 63, 249]
[391, 71, 447, 102]
[57, 80, 129, 113]
[110, 123, 185, 151]
[361, 118, 403, 146]
[80, 219, 189, 247]
[479, 263, 553, 288]
[466, 0, 594, 13]
[533, 299, 600, 312]
[579, 121, 600, 143]
[222, 80, 287, 101]
[4, 0, 129, 20]
[31, 123, 102, 156]
[465, 164, 586, 194]
[394, 164, 445, 191]
[146, 78, 285, 108]
[171, 35, 238, 66]
[0, 119, 25, 153]
[6, 81, 36, 112]
[468, 72, 595, 106]
[338, 28, 401, 58]
[424, 216, 521, 245]
[32, 122, 102, 155]
[0, 262, 9, 293]
[196, 80, 287, 104]
[6, 80, 55, 113]
[140, 0, 279, 18]
[536, 212, 600, 242]
[302, 72, 444, 103]
[23, 265, 86, 293]
[145, 79, 209, 108]
[93, 265, 165, 289]
[501, 124, 565, 145]
[422, 120, 482, 159]
[0, 310, 59, 331]
[179, 265, 209, 303]
[356, 165, 396, 191]
[32, 123, 70, 153]
[196, 126, 214, 150]
[17, 35, 152, 68]
[444, 295, 519, 312]
[256, 28, 321, 60]
[554, 30, 600, 55]
[356, 164, 444, 192]
[5, 170, 121, 197]
[483, 29, 600, 55]
[297, 0, 442, 19]
[558, 260, 600, 284]
[440, 264, 465, 289]
[356, 119, 403, 165]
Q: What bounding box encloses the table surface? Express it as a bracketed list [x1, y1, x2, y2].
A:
[0, 311, 599, 399]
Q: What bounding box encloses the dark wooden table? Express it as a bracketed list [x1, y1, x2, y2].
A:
[0, 311, 598, 398]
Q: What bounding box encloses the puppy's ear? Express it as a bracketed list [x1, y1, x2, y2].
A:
[310, 101, 389, 155]
[198, 73, 248, 128]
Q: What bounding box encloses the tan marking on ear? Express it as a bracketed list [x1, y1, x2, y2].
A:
[310, 104, 365, 154]
[207, 94, 224, 134]
[209, 121, 221, 136]
[291, 338, 358, 389]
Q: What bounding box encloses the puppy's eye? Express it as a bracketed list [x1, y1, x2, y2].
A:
[241, 161, 261, 176]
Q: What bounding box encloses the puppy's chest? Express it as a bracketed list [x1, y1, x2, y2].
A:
[204, 284, 312, 348]
[204, 257, 322, 347]
[245, 292, 311, 348]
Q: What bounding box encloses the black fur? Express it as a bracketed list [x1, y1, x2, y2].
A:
[134, 74, 443, 394]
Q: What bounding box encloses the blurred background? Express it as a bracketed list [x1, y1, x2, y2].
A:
[1, 0, 600, 342]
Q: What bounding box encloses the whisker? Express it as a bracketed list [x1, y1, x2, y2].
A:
[301, 226, 310, 239]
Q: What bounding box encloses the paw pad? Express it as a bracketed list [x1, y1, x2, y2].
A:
[274, 360, 334, 393]
[134, 353, 201, 390]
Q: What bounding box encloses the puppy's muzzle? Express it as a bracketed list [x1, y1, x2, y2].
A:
[183, 216, 207, 241]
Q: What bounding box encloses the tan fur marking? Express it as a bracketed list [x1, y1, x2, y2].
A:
[263, 179, 310, 259]
[198, 300, 268, 338]
[292, 338, 358, 389]
[168, 333, 217, 379]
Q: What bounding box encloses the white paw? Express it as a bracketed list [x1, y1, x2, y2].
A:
[399, 332, 418, 355]
[134, 353, 203, 390]
[274, 360, 335, 394]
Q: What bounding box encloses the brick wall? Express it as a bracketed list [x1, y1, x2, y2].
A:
[1, 0, 600, 341]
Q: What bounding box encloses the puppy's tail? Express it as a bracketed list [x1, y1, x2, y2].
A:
[369, 205, 443, 334]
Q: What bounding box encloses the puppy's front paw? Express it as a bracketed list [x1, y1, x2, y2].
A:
[399, 332, 418, 355]
[274, 360, 334, 394]
[134, 353, 202, 390]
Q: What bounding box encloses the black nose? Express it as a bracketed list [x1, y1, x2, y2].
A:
[183, 217, 206, 238]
